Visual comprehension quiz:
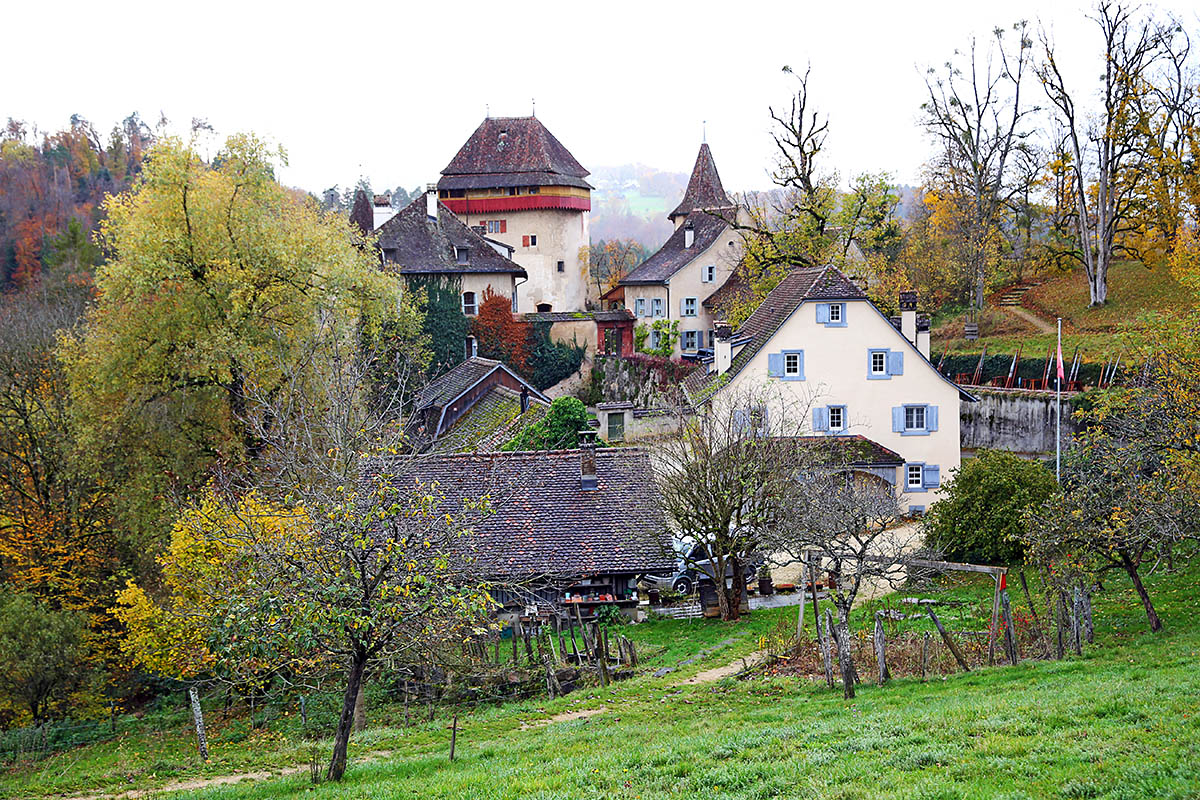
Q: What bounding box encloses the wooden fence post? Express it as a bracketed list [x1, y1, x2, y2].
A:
[1000, 589, 1019, 665]
[987, 574, 1002, 666]
[926, 607, 970, 672]
[1081, 586, 1094, 645]
[1071, 586, 1083, 655]
[188, 686, 209, 761]
[819, 609, 835, 688]
[873, 615, 890, 685]
[449, 714, 458, 761]
[920, 632, 929, 680]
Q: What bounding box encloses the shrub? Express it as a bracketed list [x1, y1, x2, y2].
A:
[502, 397, 591, 451]
[526, 321, 585, 390]
[923, 449, 1057, 564]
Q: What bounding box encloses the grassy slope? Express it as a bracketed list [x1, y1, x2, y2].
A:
[935, 262, 1187, 360]
[8, 568, 1200, 800]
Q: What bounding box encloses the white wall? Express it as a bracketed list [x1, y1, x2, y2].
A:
[719, 297, 963, 511]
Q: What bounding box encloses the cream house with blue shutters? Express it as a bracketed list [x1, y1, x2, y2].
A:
[611, 143, 747, 356]
[683, 266, 974, 513]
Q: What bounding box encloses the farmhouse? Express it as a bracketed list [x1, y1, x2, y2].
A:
[438, 116, 592, 314]
[608, 143, 747, 356]
[370, 443, 675, 615]
[684, 265, 976, 514]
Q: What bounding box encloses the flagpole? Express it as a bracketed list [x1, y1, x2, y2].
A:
[1056, 318, 1062, 483]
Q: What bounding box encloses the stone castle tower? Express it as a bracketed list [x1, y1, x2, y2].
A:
[437, 116, 591, 313]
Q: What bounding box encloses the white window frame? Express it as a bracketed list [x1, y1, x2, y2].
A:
[828, 405, 844, 431]
[462, 291, 477, 316]
[871, 350, 887, 375]
[455, 246, 469, 264]
[682, 297, 698, 316]
[828, 303, 843, 323]
[905, 405, 927, 431]
[907, 464, 924, 489]
[702, 264, 716, 283]
[529, 234, 538, 246]
[784, 352, 801, 377]
[635, 298, 646, 317]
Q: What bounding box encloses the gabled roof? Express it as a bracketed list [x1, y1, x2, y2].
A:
[669, 143, 734, 220]
[683, 266, 866, 400]
[620, 210, 734, 285]
[415, 357, 547, 413]
[438, 116, 591, 190]
[431, 386, 549, 454]
[375, 195, 527, 277]
[364, 449, 675, 580]
[684, 264, 977, 403]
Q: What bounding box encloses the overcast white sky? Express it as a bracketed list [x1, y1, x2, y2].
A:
[7, 1, 1198, 194]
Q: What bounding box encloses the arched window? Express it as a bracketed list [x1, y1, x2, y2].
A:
[462, 291, 477, 316]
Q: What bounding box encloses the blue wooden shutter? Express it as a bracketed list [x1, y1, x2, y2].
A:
[888, 350, 904, 375]
[926, 405, 939, 431]
[767, 353, 784, 377]
[923, 465, 941, 489]
[680, 298, 687, 316]
[813, 407, 829, 432]
[815, 303, 830, 323]
[892, 407, 904, 432]
[840, 303, 848, 323]
[733, 408, 748, 434]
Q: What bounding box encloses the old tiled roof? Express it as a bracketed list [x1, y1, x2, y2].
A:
[414, 357, 551, 414]
[620, 210, 735, 285]
[521, 309, 634, 323]
[669, 143, 734, 220]
[764, 435, 904, 467]
[365, 449, 675, 580]
[439, 117, 591, 190]
[432, 386, 549, 454]
[375, 195, 527, 277]
[684, 265, 866, 401]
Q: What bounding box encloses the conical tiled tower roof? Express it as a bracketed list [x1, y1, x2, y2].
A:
[669, 143, 732, 220]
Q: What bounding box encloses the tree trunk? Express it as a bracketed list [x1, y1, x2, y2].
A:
[327, 651, 367, 782]
[353, 676, 367, 733]
[873, 615, 889, 685]
[831, 613, 856, 700]
[1120, 551, 1162, 632]
[835, 610, 860, 685]
[718, 556, 745, 622]
[188, 686, 209, 761]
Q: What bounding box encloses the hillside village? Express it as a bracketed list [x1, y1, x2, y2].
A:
[2, 3, 1200, 799]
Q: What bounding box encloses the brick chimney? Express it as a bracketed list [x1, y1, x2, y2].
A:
[899, 291, 918, 346]
[579, 430, 598, 491]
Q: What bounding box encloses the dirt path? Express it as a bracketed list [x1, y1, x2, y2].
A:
[1004, 305, 1055, 334]
[519, 707, 607, 730]
[674, 650, 769, 685]
[63, 750, 394, 800]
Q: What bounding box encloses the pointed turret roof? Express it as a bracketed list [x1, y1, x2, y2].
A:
[438, 116, 591, 190]
[669, 143, 732, 220]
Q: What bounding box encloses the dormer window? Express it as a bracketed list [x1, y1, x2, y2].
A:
[455, 246, 469, 264]
[684, 224, 695, 248]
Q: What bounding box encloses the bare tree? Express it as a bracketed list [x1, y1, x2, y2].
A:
[656, 386, 815, 621]
[922, 21, 1035, 309]
[771, 466, 911, 697]
[1037, 3, 1185, 305]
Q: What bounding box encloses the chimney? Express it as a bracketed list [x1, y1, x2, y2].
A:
[578, 430, 598, 491]
[684, 222, 695, 249]
[916, 315, 931, 360]
[426, 183, 438, 222]
[713, 321, 733, 375]
[899, 291, 918, 346]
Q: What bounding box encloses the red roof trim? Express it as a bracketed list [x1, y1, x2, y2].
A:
[443, 196, 591, 214]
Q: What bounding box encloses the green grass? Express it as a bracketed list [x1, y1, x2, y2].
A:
[935, 261, 1190, 360]
[6, 567, 1200, 799]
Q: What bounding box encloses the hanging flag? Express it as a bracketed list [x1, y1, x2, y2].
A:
[1056, 340, 1065, 382]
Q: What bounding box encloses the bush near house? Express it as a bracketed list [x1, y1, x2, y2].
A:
[923, 449, 1058, 564]
[502, 397, 591, 451]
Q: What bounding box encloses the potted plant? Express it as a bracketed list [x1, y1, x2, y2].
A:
[757, 565, 774, 596]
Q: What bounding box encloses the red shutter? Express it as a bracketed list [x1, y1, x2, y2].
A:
[500, 220, 507, 234]
[522, 235, 529, 247]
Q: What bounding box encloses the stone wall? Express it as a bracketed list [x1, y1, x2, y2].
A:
[961, 388, 1079, 456]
